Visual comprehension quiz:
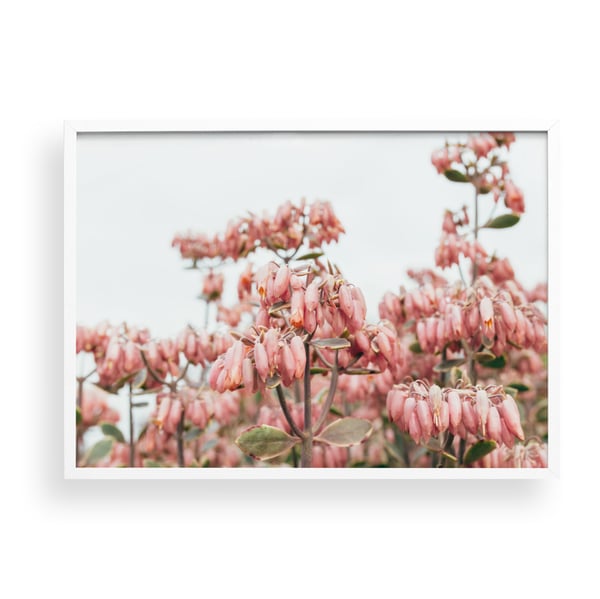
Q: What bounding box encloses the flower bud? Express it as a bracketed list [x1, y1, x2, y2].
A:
[290, 336, 306, 378]
[447, 391, 462, 430]
[253, 342, 269, 382]
[416, 400, 433, 439]
[476, 389, 490, 436]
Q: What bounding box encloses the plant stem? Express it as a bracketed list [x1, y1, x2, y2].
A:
[313, 351, 339, 434]
[128, 382, 135, 467]
[301, 341, 313, 467]
[275, 385, 304, 439]
[468, 189, 480, 387]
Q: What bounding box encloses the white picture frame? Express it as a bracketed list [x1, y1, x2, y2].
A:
[64, 120, 559, 479]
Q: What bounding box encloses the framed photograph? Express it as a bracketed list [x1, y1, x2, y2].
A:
[64, 120, 558, 478]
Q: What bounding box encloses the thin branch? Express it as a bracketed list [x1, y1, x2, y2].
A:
[175, 360, 191, 384]
[140, 350, 170, 387]
[313, 351, 340, 434]
[313, 348, 333, 369]
[275, 385, 304, 439]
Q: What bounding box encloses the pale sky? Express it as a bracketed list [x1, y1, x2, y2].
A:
[77, 131, 547, 338]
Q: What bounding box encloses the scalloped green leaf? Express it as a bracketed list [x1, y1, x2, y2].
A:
[484, 214, 520, 229]
[265, 374, 282, 389]
[343, 367, 380, 375]
[311, 337, 351, 350]
[183, 427, 203, 442]
[100, 422, 125, 443]
[132, 368, 147, 389]
[201, 438, 219, 453]
[444, 169, 469, 183]
[474, 350, 496, 362]
[464, 440, 497, 465]
[235, 425, 299, 461]
[84, 438, 114, 466]
[315, 417, 373, 447]
[433, 358, 466, 373]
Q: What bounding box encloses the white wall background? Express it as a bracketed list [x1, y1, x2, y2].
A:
[3, 2, 597, 599]
[77, 131, 546, 336]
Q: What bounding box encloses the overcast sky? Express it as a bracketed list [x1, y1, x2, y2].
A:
[76, 131, 547, 338]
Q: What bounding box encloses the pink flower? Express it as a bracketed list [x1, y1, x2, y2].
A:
[467, 133, 497, 158]
[431, 148, 452, 174]
[504, 180, 525, 214]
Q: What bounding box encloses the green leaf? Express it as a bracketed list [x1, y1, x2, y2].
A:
[201, 438, 219, 453]
[265, 374, 282, 389]
[536, 404, 548, 423]
[433, 358, 466, 373]
[449, 367, 464, 386]
[295, 251, 324, 261]
[507, 382, 530, 392]
[480, 355, 506, 369]
[268, 301, 291, 316]
[76, 406, 82, 426]
[100, 422, 125, 443]
[315, 417, 373, 447]
[329, 405, 344, 417]
[310, 337, 352, 350]
[474, 350, 496, 362]
[183, 427, 203, 442]
[132, 368, 147, 389]
[310, 367, 329, 375]
[483, 214, 520, 229]
[343, 367, 380, 375]
[464, 440, 497, 465]
[143, 459, 162, 468]
[409, 341, 423, 354]
[84, 438, 114, 466]
[444, 169, 469, 183]
[482, 335, 494, 350]
[235, 425, 300, 460]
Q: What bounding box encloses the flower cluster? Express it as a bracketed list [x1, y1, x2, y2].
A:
[77, 322, 153, 388]
[435, 232, 488, 271]
[431, 132, 525, 214]
[253, 262, 367, 334]
[469, 439, 547, 468]
[386, 380, 525, 447]
[172, 198, 345, 264]
[209, 331, 306, 392]
[176, 326, 233, 367]
[79, 383, 120, 428]
[77, 131, 548, 470]
[379, 277, 547, 357]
